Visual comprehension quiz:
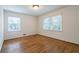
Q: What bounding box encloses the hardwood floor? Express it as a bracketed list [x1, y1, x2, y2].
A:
[1, 34, 79, 53]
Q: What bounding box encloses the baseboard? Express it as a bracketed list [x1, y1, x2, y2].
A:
[5, 34, 37, 40]
[4, 34, 79, 46]
[37, 34, 79, 46]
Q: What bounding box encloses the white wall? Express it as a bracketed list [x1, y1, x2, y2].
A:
[0, 7, 4, 50]
[38, 6, 79, 44]
[4, 10, 37, 39]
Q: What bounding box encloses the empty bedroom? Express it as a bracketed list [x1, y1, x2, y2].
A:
[0, 5, 79, 53]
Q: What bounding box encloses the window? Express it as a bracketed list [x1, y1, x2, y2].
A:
[8, 16, 21, 31]
[43, 15, 62, 31]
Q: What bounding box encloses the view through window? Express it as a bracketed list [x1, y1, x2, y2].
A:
[43, 15, 62, 31]
[8, 16, 21, 31]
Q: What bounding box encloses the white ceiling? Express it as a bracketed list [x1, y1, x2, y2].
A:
[2, 5, 67, 16]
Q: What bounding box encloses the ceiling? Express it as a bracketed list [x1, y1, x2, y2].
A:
[2, 5, 67, 16]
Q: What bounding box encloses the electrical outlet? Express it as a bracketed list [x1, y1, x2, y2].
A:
[23, 34, 26, 35]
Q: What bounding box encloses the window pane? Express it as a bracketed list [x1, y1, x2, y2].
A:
[52, 15, 62, 31]
[43, 17, 53, 30]
[8, 17, 21, 31]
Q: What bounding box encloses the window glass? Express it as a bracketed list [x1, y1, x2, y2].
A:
[8, 17, 21, 31]
[43, 17, 53, 30]
[43, 15, 62, 31]
[52, 15, 62, 31]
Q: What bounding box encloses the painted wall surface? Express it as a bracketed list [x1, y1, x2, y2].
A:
[4, 11, 37, 39]
[38, 6, 79, 44]
[0, 7, 4, 50]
